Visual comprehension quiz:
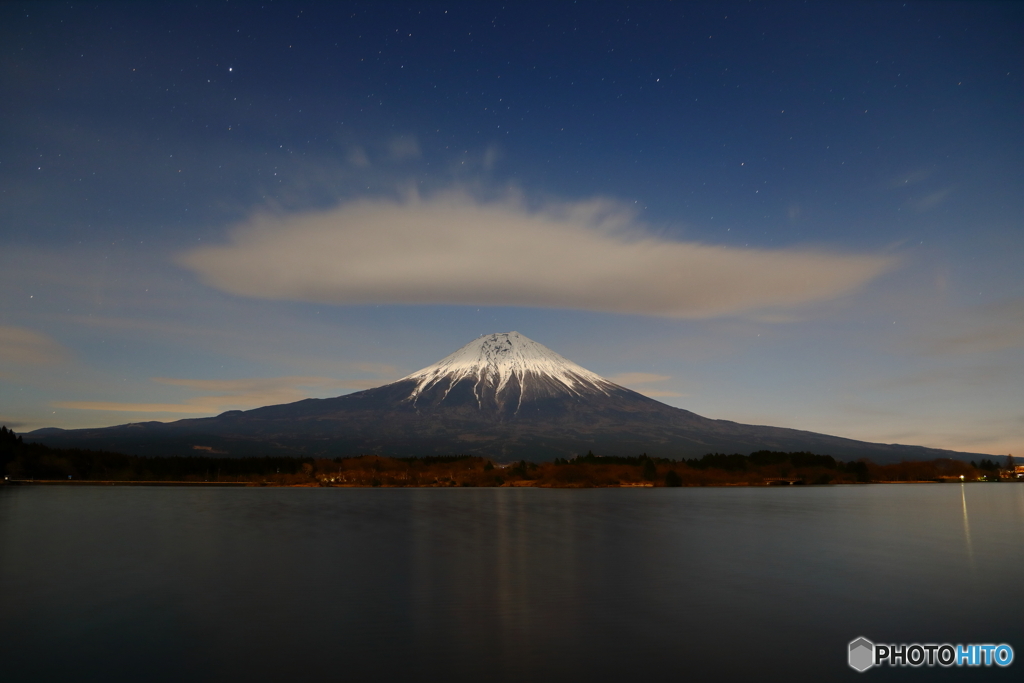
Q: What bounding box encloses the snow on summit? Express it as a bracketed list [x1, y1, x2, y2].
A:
[400, 332, 615, 405]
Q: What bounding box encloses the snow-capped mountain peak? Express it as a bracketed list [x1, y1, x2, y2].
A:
[398, 332, 615, 410]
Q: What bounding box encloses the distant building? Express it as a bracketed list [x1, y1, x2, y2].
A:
[1015, 465, 1024, 480]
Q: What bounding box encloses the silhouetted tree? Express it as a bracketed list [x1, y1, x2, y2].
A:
[642, 457, 657, 481]
[844, 461, 870, 482]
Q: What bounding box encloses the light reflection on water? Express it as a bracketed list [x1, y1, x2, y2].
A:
[962, 483, 976, 572]
[1, 484, 1021, 682]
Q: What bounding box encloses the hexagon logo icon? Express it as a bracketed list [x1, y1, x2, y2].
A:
[849, 637, 874, 672]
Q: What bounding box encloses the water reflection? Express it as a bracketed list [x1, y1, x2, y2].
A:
[961, 483, 976, 571]
[2, 485, 1022, 682]
[407, 489, 587, 679]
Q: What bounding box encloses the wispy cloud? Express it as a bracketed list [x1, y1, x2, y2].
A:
[920, 297, 1024, 355]
[0, 326, 68, 365]
[348, 362, 401, 376]
[388, 135, 421, 160]
[179, 192, 896, 319]
[53, 375, 385, 415]
[871, 362, 1019, 391]
[606, 372, 683, 397]
[910, 187, 954, 212]
[152, 375, 375, 394]
[607, 372, 672, 385]
[348, 146, 370, 167]
[51, 401, 220, 415]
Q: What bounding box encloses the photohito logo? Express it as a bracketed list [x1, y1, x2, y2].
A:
[848, 637, 1014, 672]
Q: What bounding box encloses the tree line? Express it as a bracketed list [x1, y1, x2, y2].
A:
[553, 449, 869, 483]
[0, 426, 1011, 486]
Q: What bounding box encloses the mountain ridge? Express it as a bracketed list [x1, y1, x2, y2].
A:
[26, 332, 996, 464]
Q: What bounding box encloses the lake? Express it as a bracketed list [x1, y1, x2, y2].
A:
[1, 483, 1021, 681]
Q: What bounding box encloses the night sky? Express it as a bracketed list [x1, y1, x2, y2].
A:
[1, 2, 1021, 455]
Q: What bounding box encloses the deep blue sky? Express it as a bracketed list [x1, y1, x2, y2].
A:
[2, 1, 1021, 455]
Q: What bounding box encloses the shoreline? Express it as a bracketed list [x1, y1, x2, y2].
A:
[4, 478, 1016, 489]
[4, 446, 1014, 488]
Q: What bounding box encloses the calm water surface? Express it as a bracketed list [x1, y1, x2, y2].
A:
[1, 484, 1021, 682]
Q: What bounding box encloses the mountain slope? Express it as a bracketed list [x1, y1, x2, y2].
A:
[27, 332, 994, 463]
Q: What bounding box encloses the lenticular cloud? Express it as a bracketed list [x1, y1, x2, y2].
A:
[178, 194, 895, 319]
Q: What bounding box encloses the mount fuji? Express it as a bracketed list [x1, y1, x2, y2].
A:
[28, 332, 991, 463]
